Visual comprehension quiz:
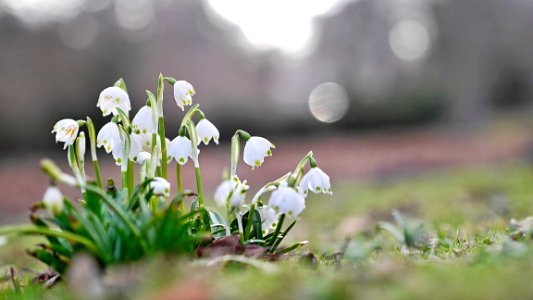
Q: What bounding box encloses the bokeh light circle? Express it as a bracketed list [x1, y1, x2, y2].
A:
[389, 19, 431, 62]
[308, 82, 350, 123]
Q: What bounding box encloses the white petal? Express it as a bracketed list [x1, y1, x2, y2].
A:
[243, 136, 274, 168]
[268, 184, 305, 218]
[137, 151, 151, 164]
[196, 119, 219, 146]
[150, 177, 170, 197]
[173, 81, 195, 111]
[96, 122, 120, 153]
[97, 86, 131, 117]
[52, 119, 79, 149]
[168, 136, 193, 165]
[43, 186, 64, 214]
[214, 180, 233, 207]
[132, 106, 156, 135]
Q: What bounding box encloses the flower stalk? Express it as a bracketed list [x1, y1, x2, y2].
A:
[268, 214, 286, 253]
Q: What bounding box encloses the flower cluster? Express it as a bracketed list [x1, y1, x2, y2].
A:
[3, 74, 332, 274]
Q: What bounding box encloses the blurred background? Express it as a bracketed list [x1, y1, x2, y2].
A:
[1, 0, 533, 218]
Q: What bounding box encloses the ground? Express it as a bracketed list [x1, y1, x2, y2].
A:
[1, 123, 533, 299]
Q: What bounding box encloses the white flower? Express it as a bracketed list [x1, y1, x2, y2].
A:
[300, 167, 332, 195]
[257, 206, 278, 234]
[168, 136, 197, 165]
[243, 136, 274, 169]
[268, 183, 305, 218]
[96, 122, 120, 153]
[141, 133, 157, 152]
[214, 176, 249, 209]
[196, 119, 219, 145]
[43, 186, 64, 215]
[132, 105, 157, 135]
[173, 80, 195, 111]
[150, 177, 170, 197]
[52, 119, 79, 149]
[140, 135, 171, 166]
[97, 86, 131, 117]
[136, 151, 151, 164]
[111, 133, 142, 165]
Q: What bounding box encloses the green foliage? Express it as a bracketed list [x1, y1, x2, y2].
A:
[23, 179, 210, 273]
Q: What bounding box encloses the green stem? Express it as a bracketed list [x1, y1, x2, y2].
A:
[86, 117, 103, 188]
[244, 204, 255, 241]
[230, 133, 240, 177]
[158, 117, 167, 178]
[236, 212, 244, 243]
[149, 132, 158, 177]
[92, 160, 103, 189]
[0, 225, 99, 255]
[127, 160, 134, 200]
[293, 151, 314, 183]
[271, 219, 297, 253]
[177, 164, 184, 213]
[194, 166, 204, 208]
[226, 209, 233, 236]
[268, 214, 285, 253]
[122, 171, 128, 194]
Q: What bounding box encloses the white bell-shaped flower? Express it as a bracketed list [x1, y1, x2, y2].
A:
[150, 177, 170, 197]
[97, 86, 131, 117]
[43, 186, 64, 215]
[243, 136, 274, 169]
[300, 167, 332, 195]
[96, 122, 120, 153]
[173, 80, 195, 111]
[52, 119, 79, 149]
[136, 151, 151, 164]
[196, 119, 219, 145]
[256, 206, 278, 234]
[168, 136, 197, 165]
[140, 135, 172, 166]
[111, 133, 143, 165]
[132, 105, 157, 135]
[214, 176, 249, 209]
[268, 182, 306, 218]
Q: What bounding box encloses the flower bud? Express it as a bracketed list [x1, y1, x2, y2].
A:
[43, 186, 64, 215]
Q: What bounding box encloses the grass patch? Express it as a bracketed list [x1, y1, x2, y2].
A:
[3, 162, 533, 299]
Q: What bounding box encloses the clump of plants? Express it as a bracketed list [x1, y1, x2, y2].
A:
[0, 75, 332, 274]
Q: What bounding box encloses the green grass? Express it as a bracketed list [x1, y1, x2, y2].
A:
[3, 162, 533, 299]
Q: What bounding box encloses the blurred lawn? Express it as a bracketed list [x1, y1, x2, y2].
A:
[2, 162, 533, 299]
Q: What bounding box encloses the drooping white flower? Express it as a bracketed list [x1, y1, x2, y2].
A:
[43, 186, 64, 215]
[257, 206, 278, 234]
[150, 177, 170, 197]
[52, 119, 79, 149]
[96, 122, 120, 153]
[132, 105, 157, 135]
[300, 167, 332, 195]
[136, 151, 151, 164]
[111, 133, 143, 165]
[214, 176, 249, 209]
[196, 119, 219, 145]
[168, 136, 197, 165]
[268, 182, 306, 218]
[140, 135, 172, 166]
[173, 80, 195, 111]
[243, 136, 275, 169]
[97, 86, 131, 117]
